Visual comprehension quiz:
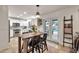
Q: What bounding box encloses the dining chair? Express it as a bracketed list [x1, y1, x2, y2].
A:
[39, 33, 48, 53]
[30, 33, 48, 53]
[28, 35, 41, 53]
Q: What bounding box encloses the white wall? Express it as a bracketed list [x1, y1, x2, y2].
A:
[0, 6, 8, 49]
[42, 6, 79, 45]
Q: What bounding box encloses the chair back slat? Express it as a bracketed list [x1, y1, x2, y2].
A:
[43, 33, 47, 41]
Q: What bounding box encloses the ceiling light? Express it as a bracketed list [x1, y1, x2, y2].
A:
[36, 5, 41, 19]
[36, 12, 40, 15]
[36, 15, 40, 18]
[36, 5, 40, 16]
[24, 12, 27, 14]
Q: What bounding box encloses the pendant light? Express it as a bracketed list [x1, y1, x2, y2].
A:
[36, 5, 40, 19]
[36, 5, 42, 26]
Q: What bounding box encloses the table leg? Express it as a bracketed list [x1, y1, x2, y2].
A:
[23, 39, 28, 53]
[18, 37, 21, 53]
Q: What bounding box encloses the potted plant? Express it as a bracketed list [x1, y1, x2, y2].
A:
[31, 25, 37, 32]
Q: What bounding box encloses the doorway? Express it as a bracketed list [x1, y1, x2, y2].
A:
[43, 18, 59, 44]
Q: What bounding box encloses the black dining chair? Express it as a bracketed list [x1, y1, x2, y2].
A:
[39, 33, 48, 53]
[28, 35, 41, 53]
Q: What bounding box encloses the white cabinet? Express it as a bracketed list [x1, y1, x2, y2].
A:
[10, 29, 13, 37]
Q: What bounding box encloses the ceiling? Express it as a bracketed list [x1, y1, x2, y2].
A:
[8, 5, 72, 20]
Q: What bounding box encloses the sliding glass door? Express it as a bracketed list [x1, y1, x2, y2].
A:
[43, 19, 59, 43]
[43, 20, 50, 40]
[51, 19, 59, 43]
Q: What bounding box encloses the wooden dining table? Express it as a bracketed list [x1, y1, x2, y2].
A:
[17, 32, 44, 53]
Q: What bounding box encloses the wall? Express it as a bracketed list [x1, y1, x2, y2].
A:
[42, 6, 79, 45]
[0, 6, 8, 49]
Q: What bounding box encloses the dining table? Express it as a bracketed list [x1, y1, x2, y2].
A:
[17, 32, 44, 53]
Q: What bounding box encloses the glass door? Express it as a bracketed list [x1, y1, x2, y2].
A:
[51, 19, 59, 43]
[43, 19, 59, 43]
[43, 20, 50, 40]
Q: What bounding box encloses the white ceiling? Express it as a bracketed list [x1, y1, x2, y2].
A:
[8, 5, 72, 19]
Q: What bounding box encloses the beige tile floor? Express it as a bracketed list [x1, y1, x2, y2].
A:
[0, 37, 72, 53]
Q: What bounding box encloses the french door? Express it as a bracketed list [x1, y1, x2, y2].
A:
[43, 19, 50, 40]
[43, 19, 59, 43]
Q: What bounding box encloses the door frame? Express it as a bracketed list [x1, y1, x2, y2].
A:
[43, 18, 59, 44]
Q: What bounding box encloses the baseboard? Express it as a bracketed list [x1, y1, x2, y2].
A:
[0, 47, 9, 52]
[47, 40, 59, 45]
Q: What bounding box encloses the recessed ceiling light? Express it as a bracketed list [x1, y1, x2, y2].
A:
[24, 12, 27, 14]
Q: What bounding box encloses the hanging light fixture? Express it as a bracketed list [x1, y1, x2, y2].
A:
[36, 5, 41, 19]
[36, 5, 42, 26]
